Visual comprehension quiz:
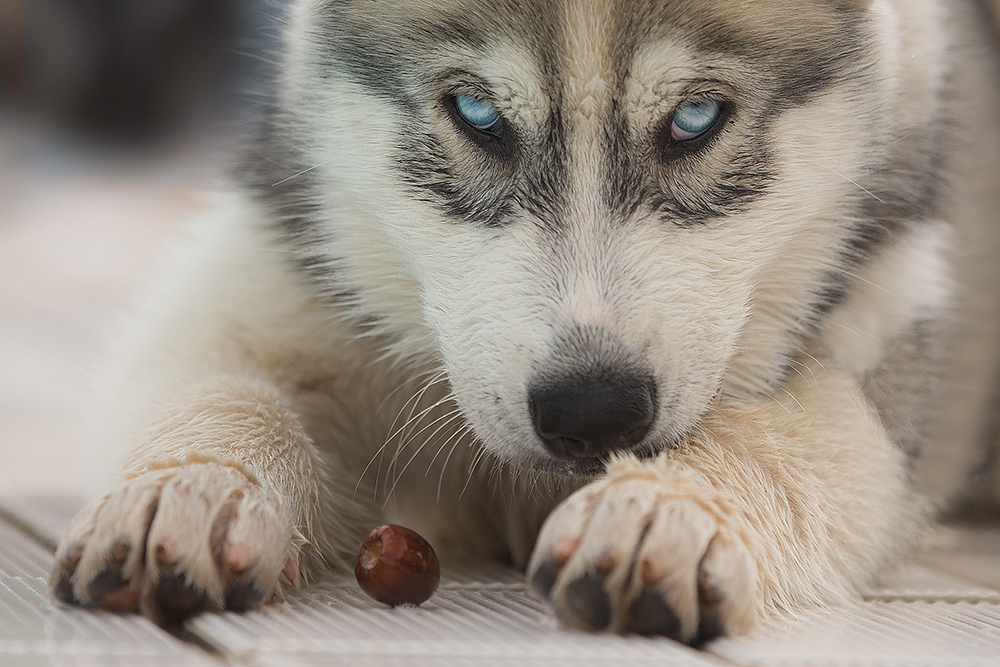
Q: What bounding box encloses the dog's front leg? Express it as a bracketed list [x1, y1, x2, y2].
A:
[49, 375, 336, 623]
[527, 356, 919, 643]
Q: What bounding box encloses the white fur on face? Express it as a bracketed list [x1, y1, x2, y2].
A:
[290, 2, 920, 471]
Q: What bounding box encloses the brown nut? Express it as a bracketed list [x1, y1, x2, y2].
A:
[355, 524, 440, 607]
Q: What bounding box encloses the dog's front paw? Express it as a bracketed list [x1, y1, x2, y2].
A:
[527, 472, 758, 643]
[50, 462, 301, 623]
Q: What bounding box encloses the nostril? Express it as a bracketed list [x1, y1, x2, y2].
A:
[529, 372, 656, 460]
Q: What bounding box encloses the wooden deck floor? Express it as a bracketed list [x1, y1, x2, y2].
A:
[1, 495, 1000, 666]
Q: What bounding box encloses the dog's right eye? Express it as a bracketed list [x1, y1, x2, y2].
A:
[451, 93, 505, 137]
[670, 98, 722, 142]
[659, 95, 729, 162]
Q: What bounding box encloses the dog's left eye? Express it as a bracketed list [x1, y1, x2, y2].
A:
[670, 98, 722, 142]
[452, 93, 504, 136]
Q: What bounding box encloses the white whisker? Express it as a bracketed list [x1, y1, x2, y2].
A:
[421, 410, 468, 475]
[386, 410, 465, 498]
[805, 159, 887, 205]
[271, 159, 334, 187]
[354, 369, 447, 500]
[384, 374, 448, 494]
[436, 425, 473, 502]
[459, 445, 491, 500]
[776, 385, 805, 413]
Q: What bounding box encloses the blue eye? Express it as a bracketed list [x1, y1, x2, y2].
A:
[453, 93, 503, 135]
[670, 98, 722, 142]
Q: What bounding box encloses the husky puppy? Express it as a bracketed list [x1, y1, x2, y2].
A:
[51, 0, 1000, 643]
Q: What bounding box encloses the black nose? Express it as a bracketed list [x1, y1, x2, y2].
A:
[529, 373, 656, 460]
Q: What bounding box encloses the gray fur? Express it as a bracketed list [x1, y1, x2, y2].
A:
[49, 0, 1000, 644]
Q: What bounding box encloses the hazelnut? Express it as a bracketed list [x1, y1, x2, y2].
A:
[355, 524, 440, 607]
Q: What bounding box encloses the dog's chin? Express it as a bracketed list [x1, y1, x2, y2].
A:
[541, 456, 609, 479]
[506, 442, 664, 480]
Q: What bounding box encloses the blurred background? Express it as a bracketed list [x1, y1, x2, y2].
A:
[0, 0, 281, 498]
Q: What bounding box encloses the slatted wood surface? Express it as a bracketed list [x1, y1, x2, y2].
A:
[2, 495, 999, 667]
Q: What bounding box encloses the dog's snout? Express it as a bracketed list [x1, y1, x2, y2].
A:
[529, 373, 656, 461]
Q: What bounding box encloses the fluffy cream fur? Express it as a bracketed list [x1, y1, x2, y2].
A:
[50, 0, 1000, 642]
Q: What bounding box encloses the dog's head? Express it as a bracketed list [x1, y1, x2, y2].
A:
[267, 0, 929, 475]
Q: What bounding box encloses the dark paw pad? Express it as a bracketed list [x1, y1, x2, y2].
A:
[88, 567, 139, 612]
[529, 560, 559, 601]
[153, 571, 209, 624]
[693, 610, 726, 646]
[694, 570, 726, 644]
[225, 579, 264, 612]
[52, 546, 83, 605]
[53, 573, 78, 605]
[628, 590, 681, 638]
[564, 572, 610, 630]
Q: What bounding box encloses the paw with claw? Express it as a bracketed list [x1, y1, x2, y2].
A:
[527, 469, 759, 644]
[50, 462, 301, 623]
